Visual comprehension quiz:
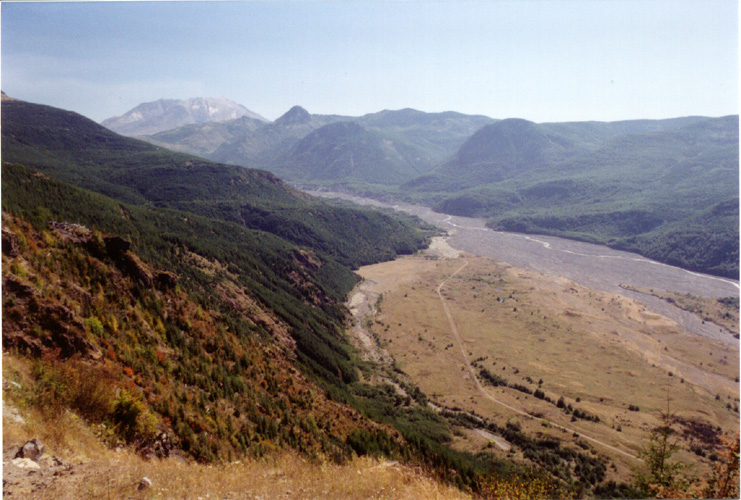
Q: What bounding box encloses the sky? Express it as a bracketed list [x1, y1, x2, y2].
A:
[1, 0, 738, 123]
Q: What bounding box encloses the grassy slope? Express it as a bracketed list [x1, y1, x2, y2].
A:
[2, 366, 470, 500]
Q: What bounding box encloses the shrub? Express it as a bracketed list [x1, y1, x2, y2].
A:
[112, 390, 157, 442]
[479, 368, 507, 387]
[84, 316, 105, 336]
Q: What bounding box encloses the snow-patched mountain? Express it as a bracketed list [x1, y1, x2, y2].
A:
[101, 97, 268, 136]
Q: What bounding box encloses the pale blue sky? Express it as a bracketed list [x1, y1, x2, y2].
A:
[1, 0, 738, 123]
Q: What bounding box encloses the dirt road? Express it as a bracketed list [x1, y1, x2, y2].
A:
[437, 258, 640, 461]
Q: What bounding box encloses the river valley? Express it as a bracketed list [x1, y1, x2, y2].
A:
[310, 191, 739, 347]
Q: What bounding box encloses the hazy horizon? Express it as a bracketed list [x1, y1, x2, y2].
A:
[2, 0, 738, 124]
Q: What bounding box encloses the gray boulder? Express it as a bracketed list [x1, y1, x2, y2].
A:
[14, 439, 45, 461]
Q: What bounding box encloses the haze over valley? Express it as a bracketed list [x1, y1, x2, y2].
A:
[2, 2, 738, 499]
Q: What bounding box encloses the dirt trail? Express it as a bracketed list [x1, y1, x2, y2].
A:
[436, 258, 640, 462]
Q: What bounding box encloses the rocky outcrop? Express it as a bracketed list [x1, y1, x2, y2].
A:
[293, 249, 321, 271]
[103, 235, 131, 256]
[14, 439, 45, 461]
[137, 432, 173, 460]
[118, 252, 154, 287]
[50, 222, 178, 289]
[155, 271, 178, 290]
[3, 443, 73, 495]
[137, 477, 153, 490]
[2, 228, 20, 256]
[2, 275, 99, 359]
[3, 275, 36, 299]
[49, 221, 91, 243]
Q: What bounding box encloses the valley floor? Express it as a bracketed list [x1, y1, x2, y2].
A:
[348, 236, 740, 484]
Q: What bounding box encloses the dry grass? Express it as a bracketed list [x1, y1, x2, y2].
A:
[70, 454, 472, 500]
[3, 440, 471, 500]
[3, 354, 470, 500]
[356, 253, 740, 482]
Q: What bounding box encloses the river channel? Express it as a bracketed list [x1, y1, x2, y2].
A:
[309, 191, 739, 347]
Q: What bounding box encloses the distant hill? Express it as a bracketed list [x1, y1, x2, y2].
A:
[101, 97, 269, 136]
[406, 118, 577, 192]
[137, 106, 495, 185]
[208, 105, 348, 167]
[140, 115, 268, 157]
[355, 108, 495, 166]
[407, 115, 739, 278]
[1, 98, 431, 269]
[266, 121, 433, 185]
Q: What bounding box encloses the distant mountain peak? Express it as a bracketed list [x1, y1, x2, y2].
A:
[276, 105, 311, 125]
[101, 97, 268, 136]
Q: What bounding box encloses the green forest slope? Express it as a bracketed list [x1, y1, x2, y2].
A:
[406, 116, 739, 278]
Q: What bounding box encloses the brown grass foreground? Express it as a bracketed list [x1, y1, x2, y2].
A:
[3, 385, 471, 500]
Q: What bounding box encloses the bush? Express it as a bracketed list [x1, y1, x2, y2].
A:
[112, 390, 157, 442]
[479, 368, 507, 387]
[84, 316, 105, 336]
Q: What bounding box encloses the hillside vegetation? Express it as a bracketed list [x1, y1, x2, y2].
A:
[139, 105, 494, 187]
[1, 98, 431, 269]
[2, 97, 555, 497]
[407, 116, 739, 278]
[130, 95, 738, 278]
[3, 94, 738, 498]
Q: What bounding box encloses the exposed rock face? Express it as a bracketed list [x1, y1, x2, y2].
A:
[103, 235, 131, 256]
[1, 275, 100, 358]
[49, 221, 91, 243]
[10, 458, 41, 471]
[118, 252, 154, 287]
[51, 224, 177, 288]
[2, 228, 19, 256]
[293, 249, 321, 271]
[3, 446, 73, 495]
[3, 275, 36, 299]
[155, 271, 178, 290]
[3, 221, 177, 359]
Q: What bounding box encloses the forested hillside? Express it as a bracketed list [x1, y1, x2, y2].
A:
[407, 116, 740, 278]
[1, 97, 526, 495]
[1, 98, 430, 269]
[136, 105, 494, 186]
[0, 168, 619, 496]
[130, 95, 738, 278]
